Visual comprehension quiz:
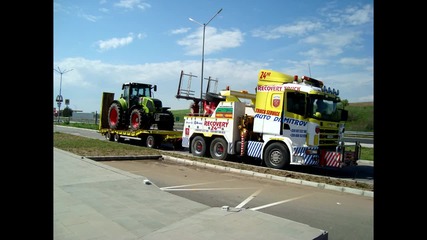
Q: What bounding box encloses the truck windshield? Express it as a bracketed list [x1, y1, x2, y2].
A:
[310, 96, 342, 121]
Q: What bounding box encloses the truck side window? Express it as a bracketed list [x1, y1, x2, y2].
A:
[287, 92, 305, 115]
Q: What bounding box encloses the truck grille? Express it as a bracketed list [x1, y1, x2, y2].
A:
[319, 128, 340, 146]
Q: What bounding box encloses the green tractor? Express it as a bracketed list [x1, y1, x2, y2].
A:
[107, 82, 175, 131]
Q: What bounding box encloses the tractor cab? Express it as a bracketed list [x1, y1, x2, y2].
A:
[121, 83, 157, 107]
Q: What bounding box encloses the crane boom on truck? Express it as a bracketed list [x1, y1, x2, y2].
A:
[177, 69, 360, 169]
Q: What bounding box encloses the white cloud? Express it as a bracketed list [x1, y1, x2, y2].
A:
[81, 13, 100, 22]
[96, 35, 134, 51]
[252, 21, 322, 40]
[137, 33, 147, 39]
[338, 57, 372, 66]
[171, 28, 191, 35]
[342, 4, 373, 25]
[178, 27, 244, 55]
[114, 0, 151, 10]
[299, 31, 362, 59]
[99, 8, 109, 13]
[324, 4, 373, 26]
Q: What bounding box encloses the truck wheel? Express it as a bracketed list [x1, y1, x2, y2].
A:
[146, 135, 157, 148]
[263, 142, 290, 169]
[108, 102, 124, 129]
[130, 109, 150, 130]
[191, 136, 207, 157]
[210, 138, 228, 160]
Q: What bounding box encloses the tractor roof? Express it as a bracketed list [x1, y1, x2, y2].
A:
[122, 82, 153, 88]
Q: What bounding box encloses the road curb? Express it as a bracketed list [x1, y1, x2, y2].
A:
[85, 155, 163, 161]
[163, 155, 374, 198]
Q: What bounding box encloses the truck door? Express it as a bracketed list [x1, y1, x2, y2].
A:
[253, 88, 284, 135]
[282, 91, 308, 146]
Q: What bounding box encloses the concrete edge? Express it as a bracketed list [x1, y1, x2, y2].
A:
[85, 155, 163, 161]
[55, 148, 149, 180]
[163, 155, 374, 198]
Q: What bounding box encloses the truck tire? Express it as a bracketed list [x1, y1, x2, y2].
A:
[263, 142, 290, 169]
[210, 137, 228, 160]
[130, 108, 150, 130]
[145, 135, 157, 148]
[191, 136, 207, 157]
[108, 102, 124, 129]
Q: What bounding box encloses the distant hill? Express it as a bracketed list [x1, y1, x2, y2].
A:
[348, 102, 373, 107]
[345, 102, 373, 131]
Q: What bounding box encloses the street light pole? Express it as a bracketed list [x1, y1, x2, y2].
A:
[189, 8, 222, 115]
[54, 67, 73, 122]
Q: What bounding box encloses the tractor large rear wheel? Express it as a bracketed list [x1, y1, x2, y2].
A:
[108, 102, 124, 129]
[129, 108, 150, 130]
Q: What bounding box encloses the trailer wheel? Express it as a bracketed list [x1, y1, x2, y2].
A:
[105, 132, 114, 141]
[114, 134, 123, 143]
[191, 136, 207, 157]
[263, 142, 290, 169]
[210, 138, 228, 160]
[146, 135, 157, 148]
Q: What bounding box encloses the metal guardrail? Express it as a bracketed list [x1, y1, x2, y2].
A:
[344, 131, 374, 138]
[343, 131, 373, 145]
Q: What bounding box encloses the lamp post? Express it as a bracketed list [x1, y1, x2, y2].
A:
[189, 8, 222, 114]
[54, 67, 73, 122]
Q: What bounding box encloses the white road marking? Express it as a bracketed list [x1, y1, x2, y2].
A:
[160, 179, 258, 191]
[235, 189, 263, 209]
[249, 194, 313, 211]
[162, 187, 256, 191]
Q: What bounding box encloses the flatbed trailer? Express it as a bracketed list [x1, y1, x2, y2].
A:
[99, 128, 183, 149]
[98, 92, 183, 149]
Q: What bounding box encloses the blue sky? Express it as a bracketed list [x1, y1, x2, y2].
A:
[53, 0, 373, 113]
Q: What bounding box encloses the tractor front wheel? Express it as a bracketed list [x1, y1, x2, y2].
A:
[129, 109, 150, 130]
